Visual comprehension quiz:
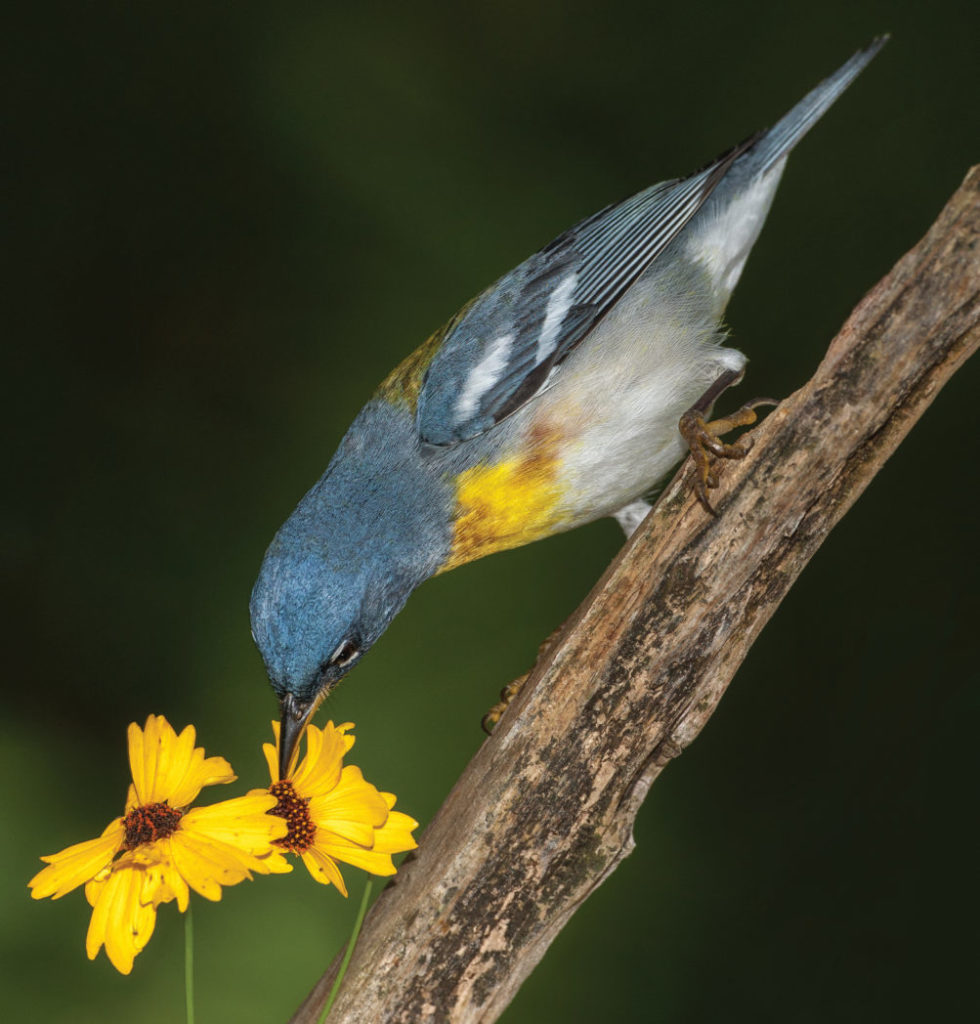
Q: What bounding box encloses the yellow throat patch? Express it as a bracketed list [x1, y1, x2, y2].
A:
[442, 431, 569, 572]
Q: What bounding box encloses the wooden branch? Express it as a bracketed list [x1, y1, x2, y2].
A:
[289, 167, 980, 1024]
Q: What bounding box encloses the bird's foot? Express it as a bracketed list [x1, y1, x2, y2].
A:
[679, 396, 778, 516]
[481, 629, 561, 734]
[481, 675, 527, 734]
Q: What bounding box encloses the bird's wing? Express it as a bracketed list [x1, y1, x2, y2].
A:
[415, 135, 758, 446]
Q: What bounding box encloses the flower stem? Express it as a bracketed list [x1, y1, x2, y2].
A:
[185, 902, 195, 1024]
[319, 880, 372, 1022]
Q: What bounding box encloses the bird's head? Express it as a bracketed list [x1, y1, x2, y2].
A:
[249, 400, 452, 776]
[249, 542, 410, 777]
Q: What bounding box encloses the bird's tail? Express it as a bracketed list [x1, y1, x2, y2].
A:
[748, 35, 889, 176]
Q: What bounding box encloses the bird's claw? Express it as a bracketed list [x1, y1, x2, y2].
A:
[481, 675, 528, 734]
[481, 629, 562, 734]
[679, 398, 778, 515]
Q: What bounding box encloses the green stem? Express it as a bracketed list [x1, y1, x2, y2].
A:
[319, 880, 372, 1023]
[185, 902, 195, 1024]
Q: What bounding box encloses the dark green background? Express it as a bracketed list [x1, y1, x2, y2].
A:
[5, 2, 977, 1021]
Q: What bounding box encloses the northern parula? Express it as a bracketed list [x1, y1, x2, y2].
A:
[251, 38, 887, 772]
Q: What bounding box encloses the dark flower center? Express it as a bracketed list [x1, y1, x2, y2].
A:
[269, 780, 315, 853]
[123, 802, 183, 850]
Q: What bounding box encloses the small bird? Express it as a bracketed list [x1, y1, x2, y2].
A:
[251, 39, 887, 774]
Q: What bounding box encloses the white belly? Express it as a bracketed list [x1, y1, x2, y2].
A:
[526, 263, 747, 525]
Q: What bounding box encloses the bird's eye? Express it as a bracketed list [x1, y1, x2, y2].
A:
[329, 638, 360, 668]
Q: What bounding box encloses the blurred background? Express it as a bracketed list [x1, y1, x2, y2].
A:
[5, 1, 977, 1020]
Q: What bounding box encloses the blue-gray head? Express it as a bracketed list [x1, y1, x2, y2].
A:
[250, 400, 450, 775]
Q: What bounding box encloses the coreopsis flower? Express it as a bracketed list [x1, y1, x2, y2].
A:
[261, 720, 418, 896]
[29, 714, 290, 973]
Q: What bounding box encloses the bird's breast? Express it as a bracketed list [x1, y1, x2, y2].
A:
[439, 419, 572, 572]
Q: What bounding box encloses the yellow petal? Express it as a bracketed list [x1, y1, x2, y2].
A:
[309, 765, 388, 834]
[262, 738, 279, 785]
[336, 722, 356, 755]
[266, 719, 306, 781]
[85, 876, 103, 908]
[290, 721, 347, 798]
[254, 848, 294, 875]
[167, 746, 237, 809]
[127, 720, 148, 805]
[313, 832, 397, 877]
[85, 841, 174, 906]
[153, 860, 190, 911]
[289, 722, 321, 791]
[372, 810, 419, 855]
[169, 833, 246, 901]
[182, 793, 288, 852]
[86, 865, 157, 975]
[300, 847, 348, 896]
[311, 818, 377, 847]
[136, 843, 190, 910]
[128, 714, 235, 807]
[169, 818, 292, 899]
[147, 718, 196, 804]
[29, 819, 125, 900]
[127, 715, 177, 805]
[290, 726, 324, 793]
[269, 719, 358, 798]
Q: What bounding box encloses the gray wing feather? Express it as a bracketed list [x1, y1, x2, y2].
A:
[417, 140, 753, 446]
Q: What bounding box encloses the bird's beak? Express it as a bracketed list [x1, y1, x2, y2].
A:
[279, 692, 317, 781]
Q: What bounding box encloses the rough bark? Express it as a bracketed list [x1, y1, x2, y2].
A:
[289, 167, 980, 1024]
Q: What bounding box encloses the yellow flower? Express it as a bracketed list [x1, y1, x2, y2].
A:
[261, 720, 418, 897]
[29, 714, 290, 974]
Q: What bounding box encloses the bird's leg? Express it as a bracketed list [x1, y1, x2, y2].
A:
[614, 499, 654, 538]
[482, 629, 561, 734]
[679, 369, 778, 516]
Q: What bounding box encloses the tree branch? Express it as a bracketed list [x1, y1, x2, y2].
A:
[289, 167, 980, 1024]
